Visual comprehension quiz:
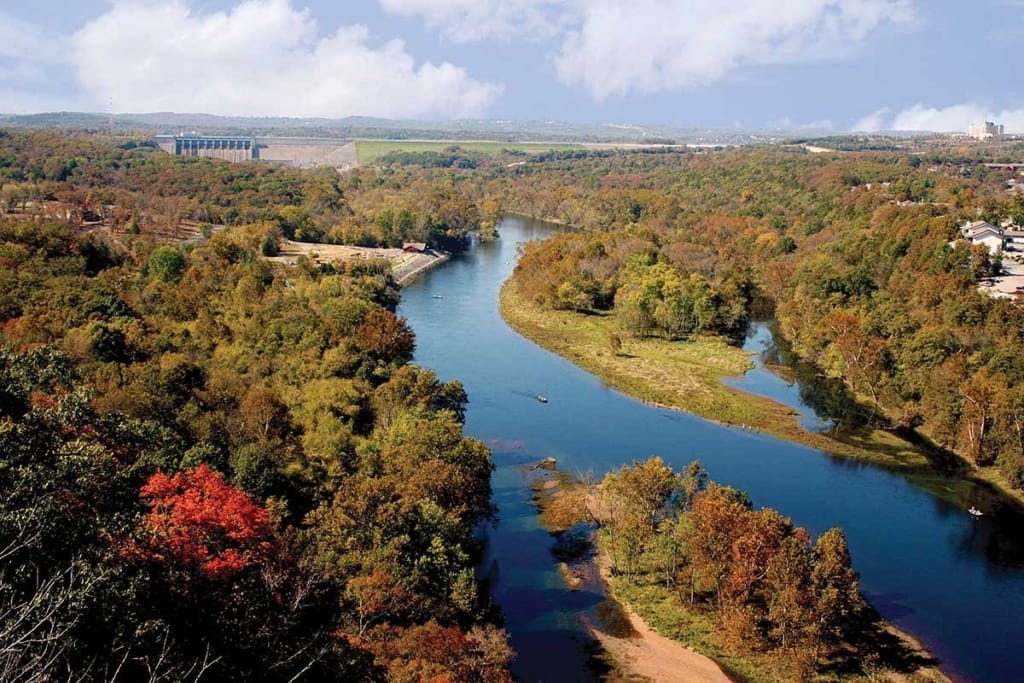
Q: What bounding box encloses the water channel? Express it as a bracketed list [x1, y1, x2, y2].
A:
[397, 216, 1024, 683]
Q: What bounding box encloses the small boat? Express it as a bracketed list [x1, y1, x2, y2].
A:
[536, 395, 548, 403]
[968, 506, 983, 517]
[432, 294, 444, 299]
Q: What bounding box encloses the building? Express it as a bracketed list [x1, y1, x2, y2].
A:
[154, 134, 255, 162]
[153, 134, 357, 168]
[1004, 229, 1024, 249]
[967, 122, 1005, 141]
[402, 242, 428, 253]
[961, 220, 1004, 254]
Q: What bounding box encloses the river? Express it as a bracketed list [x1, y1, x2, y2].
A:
[397, 216, 1024, 683]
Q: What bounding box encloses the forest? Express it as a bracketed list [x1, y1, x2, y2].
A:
[0, 130, 485, 252]
[3, 128, 1024, 681]
[490, 144, 1024, 493]
[0, 132, 511, 681]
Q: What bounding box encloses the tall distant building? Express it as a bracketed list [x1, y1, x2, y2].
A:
[967, 121, 1005, 140]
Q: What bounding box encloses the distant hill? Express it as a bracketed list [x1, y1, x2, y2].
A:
[0, 111, 829, 145]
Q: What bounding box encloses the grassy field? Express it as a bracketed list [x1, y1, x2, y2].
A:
[499, 279, 954, 478]
[355, 139, 584, 164]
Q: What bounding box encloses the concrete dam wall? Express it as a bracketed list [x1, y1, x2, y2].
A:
[154, 135, 358, 168]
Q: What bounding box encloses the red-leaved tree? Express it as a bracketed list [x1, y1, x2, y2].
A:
[136, 464, 274, 581]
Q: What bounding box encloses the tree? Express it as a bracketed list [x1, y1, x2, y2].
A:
[765, 532, 817, 659]
[354, 308, 416, 367]
[685, 484, 751, 603]
[724, 507, 790, 605]
[958, 369, 1005, 465]
[345, 570, 418, 637]
[607, 331, 622, 356]
[147, 246, 186, 282]
[823, 308, 885, 405]
[594, 457, 681, 579]
[135, 465, 275, 581]
[238, 385, 292, 444]
[610, 456, 681, 536]
[812, 528, 863, 648]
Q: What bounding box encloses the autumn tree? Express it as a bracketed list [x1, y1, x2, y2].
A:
[812, 528, 863, 649]
[685, 483, 751, 603]
[135, 464, 275, 581]
[354, 307, 416, 368]
[594, 457, 681, 579]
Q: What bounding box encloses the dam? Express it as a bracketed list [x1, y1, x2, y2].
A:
[154, 134, 358, 168]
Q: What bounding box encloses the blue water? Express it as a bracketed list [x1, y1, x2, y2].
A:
[398, 216, 1024, 683]
[726, 322, 835, 431]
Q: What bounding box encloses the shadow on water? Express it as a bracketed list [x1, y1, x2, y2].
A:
[738, 321, 1024, 569]
[739, 320, 1017, 481]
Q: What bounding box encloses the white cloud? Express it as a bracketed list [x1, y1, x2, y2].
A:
[378, 0, 572, 42]
[851, 107, 891, 132]
[381, 0, 913, 100]
[554, 0, 913, 99]
[854, 103, 1024, 132]
[70, 0, 500, 118]
[0, 10, 82, 114]
[0, 11, 58, 64]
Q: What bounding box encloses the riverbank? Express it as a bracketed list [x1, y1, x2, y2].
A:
[500, 277, 1024, 509]
[393, 251, 449, 284]
[530, 465, 949, 683]
[587, 597, 731, 683]
[500, 279, 933, 470]
[602, 570, 950, 683]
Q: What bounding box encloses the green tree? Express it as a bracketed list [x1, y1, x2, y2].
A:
[147, 245, 186, 282]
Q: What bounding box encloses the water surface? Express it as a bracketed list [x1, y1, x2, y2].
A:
[398, 216, 1024, 683]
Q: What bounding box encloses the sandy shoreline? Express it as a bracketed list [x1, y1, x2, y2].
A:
[587, 605, 731, 683]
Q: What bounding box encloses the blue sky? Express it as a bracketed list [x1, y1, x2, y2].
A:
[2, 0, 1023, 132]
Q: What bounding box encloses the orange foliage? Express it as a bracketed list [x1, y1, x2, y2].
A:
[137, 464, 274, 580]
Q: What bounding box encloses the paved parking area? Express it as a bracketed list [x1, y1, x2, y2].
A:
[985, 252, 1024, 298]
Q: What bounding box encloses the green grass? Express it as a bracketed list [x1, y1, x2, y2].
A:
[500, 277, 1024, 508]
[499, 279, 944, 473]
[606, 577, 774, 683]
[355, 139, 584, 164]
[604, 572, 949, 683]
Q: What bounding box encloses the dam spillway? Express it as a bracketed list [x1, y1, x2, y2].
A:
[153, 134, 357, 168]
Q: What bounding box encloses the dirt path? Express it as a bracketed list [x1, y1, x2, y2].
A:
[589, 607, 730, 683]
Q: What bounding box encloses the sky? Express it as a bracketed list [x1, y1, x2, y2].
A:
[1, 0, 1023, 132]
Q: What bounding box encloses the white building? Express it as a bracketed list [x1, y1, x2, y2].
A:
[961, 220, 1004, 254]
[967, 122, 1005, 140]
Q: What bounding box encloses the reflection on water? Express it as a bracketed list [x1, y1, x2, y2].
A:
[399, 216, 1024, 683]
[733, 322, 1024, 570]
[726, 321, 874, 433]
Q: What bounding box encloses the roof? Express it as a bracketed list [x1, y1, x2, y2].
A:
[402, 242, 427, 251]
[963, 220, 1002, 240]
[970, 229, 1003, 241]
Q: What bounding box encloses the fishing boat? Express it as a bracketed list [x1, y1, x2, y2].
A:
[536, 395, 548, 403]
[968, 506, 984, 517]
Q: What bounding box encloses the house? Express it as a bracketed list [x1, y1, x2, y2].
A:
[960, 220, 1004, 255]
[1005, 228, 1024, 249]
[402, 242, 428, 253]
